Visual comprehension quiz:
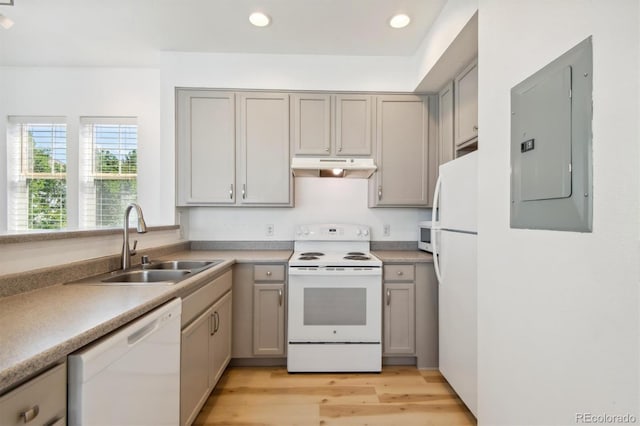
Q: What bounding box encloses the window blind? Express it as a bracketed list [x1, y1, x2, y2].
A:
[80, 117, 138, 228]
[7, 118, 67, 231]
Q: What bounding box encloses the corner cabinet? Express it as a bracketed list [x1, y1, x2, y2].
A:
[369, 95, 430, 207]
[180, 270, 232, 426]
[176, 89, 293, 207]
[291, 93, 373, 156]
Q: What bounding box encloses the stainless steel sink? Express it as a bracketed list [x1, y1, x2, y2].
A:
[101, 269, 191, 283]
[143, 260, 218, 271]
[67, 259, 223, 286]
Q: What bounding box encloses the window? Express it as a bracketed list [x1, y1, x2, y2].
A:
[7, 118, 67, 231]
[80, 117, 138, 228]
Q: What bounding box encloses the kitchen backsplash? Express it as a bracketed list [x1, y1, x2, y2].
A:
[186, 178, 431, 241]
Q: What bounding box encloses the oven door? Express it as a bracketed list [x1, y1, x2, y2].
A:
[288, 270, 381, 343]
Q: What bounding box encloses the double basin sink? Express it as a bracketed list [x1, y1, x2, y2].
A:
[71, 260, 222, 286]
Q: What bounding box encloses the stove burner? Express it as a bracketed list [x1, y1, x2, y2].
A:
[347, 252, 365, 256]
[301, 252, 324, 256]
[344, 255, 371, 261]
[299, 256, 320, 260]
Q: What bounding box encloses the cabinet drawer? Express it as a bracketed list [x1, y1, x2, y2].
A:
[182, 270, 232, 327]
[0, 362, 66, 426]
[384, 264, 415, 281]
[254, 265, 285, 281]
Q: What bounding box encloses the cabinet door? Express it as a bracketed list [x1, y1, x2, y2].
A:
[454, 60, 478, 146]
[371, 95, 429, 207]
[237, 93, 292, 205]
[383, 282, 416, 355]
[209, 291, 232, 388]
[438, 82, 455, 165]
[335, 94, 372, 155]
[253, 283, 285, 356]
[180, 307, 213, 426]
[292, 93, 331, 155]
[176, 90, 236, 205]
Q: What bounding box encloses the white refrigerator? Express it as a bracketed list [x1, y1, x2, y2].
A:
[432, 151, 478, 417]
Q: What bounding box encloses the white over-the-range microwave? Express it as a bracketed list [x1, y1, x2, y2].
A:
[418, 221, 433, 252]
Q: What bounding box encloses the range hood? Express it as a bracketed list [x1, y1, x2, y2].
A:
[291, 157, 377, 178]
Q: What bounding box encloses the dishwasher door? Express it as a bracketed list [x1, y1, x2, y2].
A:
[68, 298, 182, 426]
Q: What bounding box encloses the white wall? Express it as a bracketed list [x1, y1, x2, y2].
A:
[160, 52, 430, 241]
[0, 66, 171, 228]
[477, 1, 639, 424]
[188, 178, 429, 241]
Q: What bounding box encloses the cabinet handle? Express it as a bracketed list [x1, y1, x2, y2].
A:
[386, 289, 391, 306]
[324, 147, 330, 152]
[229, 184, 234, 200]
[214, 311, 220, 333]
[378, 186, 382, 200]
[338, 147, 342, 152]
[397, 271, 404, 276]
[473, 125, 478, 131]
[210, 313, 215, 336]
[266, 271, 272, 277]
[242, 184, 246, 199]
[278, 289, 283, 306]
[20, 405, 39, 423]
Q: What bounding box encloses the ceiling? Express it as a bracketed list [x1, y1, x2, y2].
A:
[0, 0, 448, 67]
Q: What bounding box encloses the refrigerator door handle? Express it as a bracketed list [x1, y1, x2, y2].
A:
[432, 174, 443, 284]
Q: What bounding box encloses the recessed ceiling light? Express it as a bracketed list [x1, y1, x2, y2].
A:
[249, 12, 271, 27]
[389, 14, 410, 29]
[0, 13, 13, 29]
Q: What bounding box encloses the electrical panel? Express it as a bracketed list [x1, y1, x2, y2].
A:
[510, 37, 592, 232]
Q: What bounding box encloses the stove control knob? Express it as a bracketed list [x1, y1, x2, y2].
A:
[362, 228, 369, 237]
[356, 229, 362, 237]
[303, 227, 310, 236]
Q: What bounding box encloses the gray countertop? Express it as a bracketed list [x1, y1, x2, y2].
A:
[0, 249, 292, 394]
[0, 248, 430, 394]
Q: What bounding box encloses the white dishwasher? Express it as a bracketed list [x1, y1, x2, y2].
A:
[68, 298, 181, 426]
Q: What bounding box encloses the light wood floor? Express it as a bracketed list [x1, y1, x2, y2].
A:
[194, 366, 477, 426]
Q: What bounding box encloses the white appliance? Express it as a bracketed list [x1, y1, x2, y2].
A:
[418, 220, 434, 252]
[68, 298, 182, 426]
[287, 224, 382, 372]
[290, 157, 377, 178]
[432, 151, 478, 417]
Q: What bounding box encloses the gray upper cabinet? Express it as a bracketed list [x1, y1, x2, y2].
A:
[176, 89, 293, 207]
[292, 93, 372, 157]
[438, 81, 456, 165]
[237, 92, 292, 205]
[176, 90, 236, 206]
[454, 59, 478, 147]
[291, 93, 332, 155]
[334, 94, 373, 155]
[370, 94, 430, 207]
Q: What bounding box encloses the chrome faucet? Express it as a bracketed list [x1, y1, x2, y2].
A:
[122, 203, 147, 270]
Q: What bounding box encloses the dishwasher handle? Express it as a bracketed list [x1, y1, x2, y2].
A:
[127, 306, 178, 346]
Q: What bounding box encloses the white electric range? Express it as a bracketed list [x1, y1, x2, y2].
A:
[287, 224, 382, 373]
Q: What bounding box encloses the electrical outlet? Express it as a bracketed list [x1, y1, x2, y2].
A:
[266, 224, 274, 237]
[383, 224, 391, 237]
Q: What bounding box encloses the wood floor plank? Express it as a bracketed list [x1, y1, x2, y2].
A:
[194, 366, 476, 426]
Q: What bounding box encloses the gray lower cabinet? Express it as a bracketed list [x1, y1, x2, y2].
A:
[176, 89, 292, 207]
[369, 94, 430, 207]
[383, 265, 416, 355]
[382, 262, 439, 369]
[180, 270, 232, 426]
[232, 263, 287, 360]
[0, 362, 66, 426]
